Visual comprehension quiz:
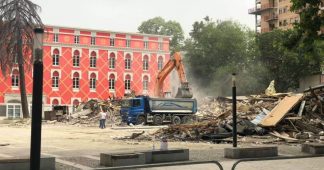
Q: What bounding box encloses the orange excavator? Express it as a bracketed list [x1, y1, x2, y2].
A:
[154, 52, 193, 98]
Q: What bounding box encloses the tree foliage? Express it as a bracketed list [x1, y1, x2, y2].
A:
[257, 29, 322, 91]
[138, 17, 184, 54]
[0, 0, 43, 118]
[184, 17, 267, 96]
[291, 0, 324, 43]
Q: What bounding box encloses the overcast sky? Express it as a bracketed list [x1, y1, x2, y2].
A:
[31, 0, 255, 36]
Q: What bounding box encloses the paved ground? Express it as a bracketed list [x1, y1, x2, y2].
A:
[0, 124, 323, 170]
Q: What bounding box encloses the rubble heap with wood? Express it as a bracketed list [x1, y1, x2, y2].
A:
[45, 99, 122, 126]
[154, 85, 324, 143]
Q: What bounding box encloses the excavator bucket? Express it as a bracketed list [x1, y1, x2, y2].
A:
[175, 82, 193, 98]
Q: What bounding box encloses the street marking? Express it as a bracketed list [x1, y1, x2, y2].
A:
[0, 153, 13, 158]
[83, 155, 100, 160]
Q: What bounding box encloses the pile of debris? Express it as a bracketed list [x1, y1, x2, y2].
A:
[155, 85, 324, 143]
[44, 99, 122, 126]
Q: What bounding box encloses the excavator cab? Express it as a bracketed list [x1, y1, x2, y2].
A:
[175, 82, 193, 98]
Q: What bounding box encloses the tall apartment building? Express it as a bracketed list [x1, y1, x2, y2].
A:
[0, 25, 170, 119]
[249, 0, 300, 33]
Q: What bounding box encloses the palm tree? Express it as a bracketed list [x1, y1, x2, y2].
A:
[0, 0, 43, 118]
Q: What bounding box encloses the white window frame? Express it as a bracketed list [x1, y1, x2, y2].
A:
[89, 77, 96, 91]
[109, 55, 116, 69]
[6, 104, 22, 119]
[50, 97, 61, 106]
[52, 75, 59, 89]
[143, 78, 148, 91]
[126, 39, 131, 48]
[143, 57, 149, 71]
[52, 53, 59, 66]
[108, 72, 117, 92]
[125, 79, 131, 90]
[73, 51, 80, 67]
[158, 56, 164, 70]
[11, 74, 19, 88]
[53, 33, 59, 43]
[110, 38, 115, 46]
[158, 42, 163, 50]
[71, 71, 81, 92]
[90, 56, 97, 68]
[109, 78, 115, 90]
[74, 35, 80, 44]
[125, 57, 131, 70]
[91, 37, 96, 45]
[73, 77, 80, 90]
[144, 41, 148, 49]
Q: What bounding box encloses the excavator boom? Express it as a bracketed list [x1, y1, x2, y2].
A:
[154, 52, 193, 98]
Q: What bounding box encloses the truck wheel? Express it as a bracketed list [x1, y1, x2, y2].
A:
[172, 116, 181, 125]
[153, 115, 163, 125]
[136, 116, 146, 125]
[181, 116, 192, 124]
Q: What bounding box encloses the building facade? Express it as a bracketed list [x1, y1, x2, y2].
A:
[0, 25, 171, 118]
[249, 0, 300, 33]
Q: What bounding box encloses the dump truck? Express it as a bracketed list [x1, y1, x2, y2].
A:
[120, 96, 197, 125]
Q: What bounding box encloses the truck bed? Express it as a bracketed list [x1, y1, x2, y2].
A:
[148, 98, 197, 114]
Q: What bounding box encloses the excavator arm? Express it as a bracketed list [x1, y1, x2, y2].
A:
[154, 52, 193, 98]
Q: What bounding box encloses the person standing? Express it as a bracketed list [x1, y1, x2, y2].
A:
[99, 106, 107, 129]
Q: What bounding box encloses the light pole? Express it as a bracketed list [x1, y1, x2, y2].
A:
[232, 73, 237, 147]
[30, 28, 44, 170]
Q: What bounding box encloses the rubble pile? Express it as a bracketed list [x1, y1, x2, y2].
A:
[196, 95, 279, 122]
[44, 99, 122, 126]
[155, 85, 324, 144]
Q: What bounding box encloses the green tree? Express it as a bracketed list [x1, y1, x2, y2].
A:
[138, 17, 184, 54]
[291, 0, 324, 43]
[184, 18, 267, 96]
[0, 0, 43, 118]
[257, 29, 322, 91]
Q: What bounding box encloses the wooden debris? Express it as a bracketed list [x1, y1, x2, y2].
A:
[259, 95, 303, 127]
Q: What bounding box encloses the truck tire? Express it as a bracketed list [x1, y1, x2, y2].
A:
[172, 116, 181, 125]
[153, 115, 163, 125]
[181, 116, 192, 124]
[136, 116, 146, 125]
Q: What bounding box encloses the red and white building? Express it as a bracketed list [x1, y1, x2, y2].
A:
[0, 25, 170, 118]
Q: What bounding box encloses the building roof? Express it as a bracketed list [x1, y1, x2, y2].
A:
[45, 24, 172, 39]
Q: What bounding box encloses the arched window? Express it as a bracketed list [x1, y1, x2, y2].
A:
[52, 99, 59, 106]
[52, 71, 59, 88]
[109, 53, 115, 69]
[11, 69, 19, 87]
[73, 99, 80, 107]
[143, 55, 149, 71]
[90, 51, 97, 68]
[52, 49, 60, 66]
[125, 54, 131, 69]
[73, 50, 80, 67]
[73, 72, 80, 89]
[143, 76, 149, 91]
[89, 73, 96, 90]
[125, 74, 131, 90]
[109, 74, 115, 90]
[158, 56, 163, 70]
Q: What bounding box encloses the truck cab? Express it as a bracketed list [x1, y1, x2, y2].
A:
[120, 96, 148, 125]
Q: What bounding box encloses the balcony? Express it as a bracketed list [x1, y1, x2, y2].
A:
[264, 14, 278, 22]
[248, 3, 276, 14]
